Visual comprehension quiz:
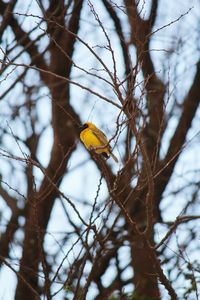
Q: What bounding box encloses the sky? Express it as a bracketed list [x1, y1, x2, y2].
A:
[0, 0, 200, 299]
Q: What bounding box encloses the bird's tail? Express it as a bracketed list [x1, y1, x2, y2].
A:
[110, 152, 118, 163]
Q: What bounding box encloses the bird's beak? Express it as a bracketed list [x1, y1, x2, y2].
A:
[78, 124, 85, 133]
[79, 124, 88, 131]
[79, 125, 84, 131]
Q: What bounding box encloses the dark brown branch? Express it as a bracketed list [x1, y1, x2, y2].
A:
[156, 61, 200, 201]
[0, 0, 17, 42]
[0, 185, 18, 213]
[15, 1, 83, 299]
[0, 210, 21, 268]
[0, 255, 40, 297]
[102, 0, 131, 79]
[148, 0, 158, 28]
[0, 0, 48, 80]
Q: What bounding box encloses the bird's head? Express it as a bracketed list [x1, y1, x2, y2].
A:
[79, 122, 96, 131]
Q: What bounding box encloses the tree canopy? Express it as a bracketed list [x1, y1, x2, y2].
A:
[0, 1, 200, 299]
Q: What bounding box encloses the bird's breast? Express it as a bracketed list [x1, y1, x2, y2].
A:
[80, 129, 102, 149]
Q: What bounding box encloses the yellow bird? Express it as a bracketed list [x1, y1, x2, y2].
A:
[79, 122, 118, 163]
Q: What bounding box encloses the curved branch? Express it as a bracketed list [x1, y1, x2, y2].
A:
[155, 61, 200, 200]
[102, 0, 131, 79]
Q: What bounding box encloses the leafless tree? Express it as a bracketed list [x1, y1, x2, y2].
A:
[0, 1, 200, 299]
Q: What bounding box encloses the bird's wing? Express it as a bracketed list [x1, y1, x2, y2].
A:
[92, 128, 109, 146]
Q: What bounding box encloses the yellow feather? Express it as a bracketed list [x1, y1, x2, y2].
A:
[80, 122, 118, 163]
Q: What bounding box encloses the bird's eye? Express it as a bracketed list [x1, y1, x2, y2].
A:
[83, 123, 88, 129]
